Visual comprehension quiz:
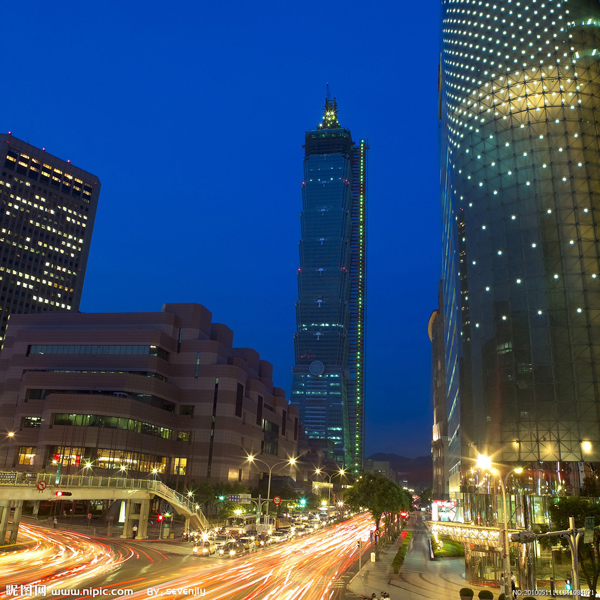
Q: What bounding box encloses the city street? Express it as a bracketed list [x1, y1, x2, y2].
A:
[0, 514, 375, 600]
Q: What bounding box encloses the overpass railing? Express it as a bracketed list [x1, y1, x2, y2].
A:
[0, 472, 209, 530]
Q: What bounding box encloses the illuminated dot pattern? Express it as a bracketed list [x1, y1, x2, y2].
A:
[441, 0, 600, 474]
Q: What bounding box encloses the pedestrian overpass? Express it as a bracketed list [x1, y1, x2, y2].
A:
[0, 471, 209, 544]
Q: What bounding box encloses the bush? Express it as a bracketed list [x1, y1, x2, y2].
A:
[498, 594, 505, 600]
[478, 591, 494, 600]
[459, 589, 474, 598]
[391, 533, 412, 574]
[432, 533, 465, 558]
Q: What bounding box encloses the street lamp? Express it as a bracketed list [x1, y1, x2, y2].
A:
[246, 455, 296, 516]
[476, 454, 523, 597]
[315, 468, 346, 505]
[3, 432, 15, 468]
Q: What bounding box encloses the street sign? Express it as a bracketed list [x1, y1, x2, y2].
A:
[273, 496, 282, 505]
[374, 529, 380, 536]
[228, 494, 241, 503]
[240, 493, 251, 498]
[585, 516, 595, 543]
[0, 472, 16, 484]
[239, 493, 251, 504]
[37, 481, 47, 491]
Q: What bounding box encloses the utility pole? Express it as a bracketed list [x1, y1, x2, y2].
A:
[568, 516, 582, 595]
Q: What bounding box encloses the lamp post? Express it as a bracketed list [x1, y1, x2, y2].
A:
[476, 454, 523, 597]
[3, 432, 15, 468]
[315, 468, 346, 505]
[246, 456, 296, 516]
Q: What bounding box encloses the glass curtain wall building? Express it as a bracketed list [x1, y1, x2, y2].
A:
[440, 0, 600, 499]
[291, 95, 367, 471]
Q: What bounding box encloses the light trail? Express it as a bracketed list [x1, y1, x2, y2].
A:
[0, 525, 123, 600]
[0, 513, 376, 599]
[132, 511, 375, 599]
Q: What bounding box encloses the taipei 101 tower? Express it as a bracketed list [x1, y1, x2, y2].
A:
[291, 90, 367, 473]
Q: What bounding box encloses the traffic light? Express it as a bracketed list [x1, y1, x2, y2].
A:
[157, 514, 164, 522]
[510, 531, 537, 543]
[565, 579, 572, 591]
[299, 497, 306, 507]
[55, 491, 72, 497]
[218, 495, 225, 501]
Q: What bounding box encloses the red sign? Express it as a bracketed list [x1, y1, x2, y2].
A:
[273, 496, 282, 505]
[374, 529, 380, 536]
[37, 481, 46, 491]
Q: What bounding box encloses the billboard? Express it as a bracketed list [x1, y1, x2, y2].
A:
[432, 499, 457, 522]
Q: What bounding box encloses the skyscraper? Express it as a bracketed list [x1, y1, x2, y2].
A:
[291, 94, 367, 472]
[0, 134, 100, 340]
[440, 0, 600, 498]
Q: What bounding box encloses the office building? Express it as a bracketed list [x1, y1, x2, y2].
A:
[441, 0, 600, 494]
[291, 93, 367, 472]
[0, 303, 299, 485]
[429, 282, 448, 499]
[0, 134, 100, 340]
[438, 0, 600, 586]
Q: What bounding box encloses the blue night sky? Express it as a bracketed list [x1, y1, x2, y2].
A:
[1, 0, 441, 458]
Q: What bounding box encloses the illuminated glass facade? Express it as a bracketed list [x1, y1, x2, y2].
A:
[0, 134, 99, 340]
[441, 0, 600, 496]
[291, 96, 367, 471]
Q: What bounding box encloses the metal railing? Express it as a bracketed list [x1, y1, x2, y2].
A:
[0, 472, 209, 530]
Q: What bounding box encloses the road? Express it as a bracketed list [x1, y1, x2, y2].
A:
[0, 514, 375, 600]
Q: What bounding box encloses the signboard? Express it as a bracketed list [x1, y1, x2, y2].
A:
[374, 529, 380, 536]
[432, 499, 457, 522]
[0, 472, 16, 484]
[227, 495, 241, 503]
[585, 516, 595, 544]
[273, 496, 282, 506]
[239, 493, 251, 505]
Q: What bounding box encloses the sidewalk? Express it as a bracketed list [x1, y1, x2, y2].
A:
[349, 516, 493, 600]
[347, 529, 404, 598]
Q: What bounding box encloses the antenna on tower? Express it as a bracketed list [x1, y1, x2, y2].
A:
[317, 84, 340, 129]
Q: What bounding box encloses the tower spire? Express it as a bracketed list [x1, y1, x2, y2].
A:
[318, 84, 340, 129]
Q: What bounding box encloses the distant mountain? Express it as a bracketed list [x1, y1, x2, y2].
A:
[367, 453, 432, 491]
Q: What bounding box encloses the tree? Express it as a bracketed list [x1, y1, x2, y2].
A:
[344, 472, 409, 556]
[549, 496, 600, 598]
[194, 480, 215, 516]
[419, 487, 433, 510]
[582, 476, 600, 498]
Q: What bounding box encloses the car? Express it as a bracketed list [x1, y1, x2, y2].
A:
[213, 534, 230, 547]
[238, 536, 257, 551]
[219, 541, 243, 558]
[271, 531, 289, 543]
[256, 533, 273, 547]
[193, 541, 216, 556]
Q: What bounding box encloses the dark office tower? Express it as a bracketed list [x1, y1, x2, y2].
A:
[291, 95, 367, 472]
[440, 0, 600, 499]
[429, 282, 448, 499]
[0, 134, 99, 340]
